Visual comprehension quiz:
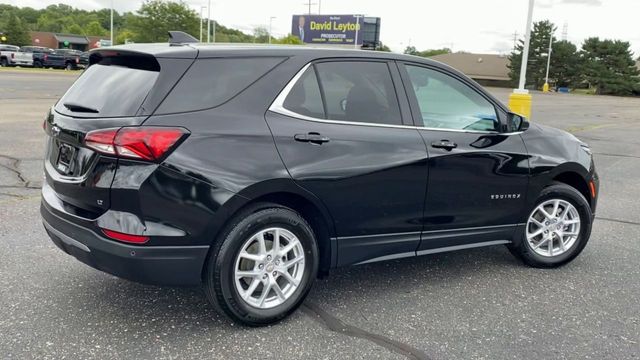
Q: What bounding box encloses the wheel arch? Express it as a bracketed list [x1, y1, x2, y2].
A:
[202, 178, 336, 280]
[552, 171, 591, 205]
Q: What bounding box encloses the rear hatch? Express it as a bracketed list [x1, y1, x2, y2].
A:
[44, 48, 195, 218]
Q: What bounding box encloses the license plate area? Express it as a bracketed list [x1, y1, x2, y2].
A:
[56, 143, 76, 174]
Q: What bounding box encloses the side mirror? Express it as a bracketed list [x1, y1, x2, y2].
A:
[507, 112, 529, 132]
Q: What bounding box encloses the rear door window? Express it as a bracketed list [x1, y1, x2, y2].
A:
[156, 57, 284, 114]
[314, 61, 402, 125]
[55, 54, 160, 118]
[282, 67, 325, 119]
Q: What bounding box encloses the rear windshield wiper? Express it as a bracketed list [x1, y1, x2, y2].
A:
[63, 102, 99, 113]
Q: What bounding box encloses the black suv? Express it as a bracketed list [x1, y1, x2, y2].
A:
[41, 43, 598, 325]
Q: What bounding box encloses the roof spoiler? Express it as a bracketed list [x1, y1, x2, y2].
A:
[168, 31, 199, 45]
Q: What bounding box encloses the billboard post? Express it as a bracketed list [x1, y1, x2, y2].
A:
[353, 15, 362, 49]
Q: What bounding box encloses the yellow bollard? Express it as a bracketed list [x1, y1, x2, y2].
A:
[542, 83, 549, 92]
[508, 90, 532, 120]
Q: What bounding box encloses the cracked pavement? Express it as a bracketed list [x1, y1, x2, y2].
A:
[1, 69, 639, 359]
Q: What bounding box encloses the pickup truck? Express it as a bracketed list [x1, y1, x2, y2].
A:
[0, 45, 34, 67]
[22, 46, 82, 70]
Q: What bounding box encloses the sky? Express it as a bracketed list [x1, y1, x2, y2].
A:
[3, 0, 640, 56]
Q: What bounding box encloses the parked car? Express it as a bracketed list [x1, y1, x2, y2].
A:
[23, 46, 82, 70]
[0, 45, 34, 67]
[41, 42, 599, 326]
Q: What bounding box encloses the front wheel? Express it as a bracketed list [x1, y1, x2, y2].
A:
[509, 183, 593, 268]
[204, 204, 318, 326]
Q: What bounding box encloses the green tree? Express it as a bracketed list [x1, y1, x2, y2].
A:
[130, 0, 199, 43]
[84, 21, 107, 36]
[579, 37, 640, 95]
[274, 34, 303, 45]
[403, 45, 417, 55]
[403, 45, 450, 57]
[115, 30, 136, 45]
[5, 15, 31, 46]
[376, 43, 391, 52]
[253, 26, 269, 43]
[63, 23, 84, 35]
[550, 40, 579, 88]
[509, 20, 557, 89]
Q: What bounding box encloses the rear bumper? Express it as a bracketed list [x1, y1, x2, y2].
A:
[41, 200, 209, 286]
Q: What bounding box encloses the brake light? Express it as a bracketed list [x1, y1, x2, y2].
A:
[44, 54, 48, 61]
[84, 127, 188, 161]
[102, 229, 149, 244]
[11, 53, 14, 59]
[75, 56, 79, 63]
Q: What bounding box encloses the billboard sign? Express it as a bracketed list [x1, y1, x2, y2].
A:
[292, 15, 363, 45]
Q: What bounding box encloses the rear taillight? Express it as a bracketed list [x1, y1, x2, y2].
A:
[102, 229, 149, 244]
[75, 56, 79, 63]
[84, 127, 188, 162]
[11, 53, 14, 59]
[44, 54, 48, 61]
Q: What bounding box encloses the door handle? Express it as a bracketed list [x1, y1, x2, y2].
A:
[431, 140, 457, 150]
[294, 132, 330, 145]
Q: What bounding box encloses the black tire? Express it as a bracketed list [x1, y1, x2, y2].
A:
[0, 58, 8, 67]
[508, 183, 593, 268]
[33, 60, 42, 68]
[204, 203, 319, 326]
[65, 62, 74, 71]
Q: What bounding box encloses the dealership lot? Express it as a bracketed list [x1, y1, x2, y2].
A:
[1, 69, 639, 359]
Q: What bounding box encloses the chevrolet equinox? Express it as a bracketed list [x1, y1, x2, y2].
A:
[41, 41, 599, 325]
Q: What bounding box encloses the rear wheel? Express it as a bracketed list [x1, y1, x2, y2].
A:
[509, 183, 592, 267]
[65, 62, 74, 71]
[204, 203, 318, 326]
[0, 58, 8, 67]
[33, 60, 43, 68]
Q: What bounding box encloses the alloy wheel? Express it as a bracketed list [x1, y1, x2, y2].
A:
[233, 227, 305, 309]
[526, 199, 581, 257]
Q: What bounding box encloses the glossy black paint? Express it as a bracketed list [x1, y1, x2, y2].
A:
[41, 44, 598, 285]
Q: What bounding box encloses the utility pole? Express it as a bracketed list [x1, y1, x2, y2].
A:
[303, 1, 317, 15]
[353, 14, 362, 49]
[200, 6, 206, 42]
[543, 33, 553, 92]
[207, 0, 211, 43]
[110, 0, 114, 45]
[269, 17, 276, 44]
[508, 0, 535, 119]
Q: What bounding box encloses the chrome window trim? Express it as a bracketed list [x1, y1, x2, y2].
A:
[269, 61, 523, 135]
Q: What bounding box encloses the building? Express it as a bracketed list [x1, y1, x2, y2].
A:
[429, 52, 511, 87]
[29, 31, 109, 51]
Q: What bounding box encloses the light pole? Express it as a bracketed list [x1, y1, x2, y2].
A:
[508, 0, 535, 120]
[207, 0, 211, 43]
[543, 33, 553, 92]
[110, 0, 114, 45]
[200, 6, 206, 42]
[353, 15, 362, 49]
[269, 17, 276, 44]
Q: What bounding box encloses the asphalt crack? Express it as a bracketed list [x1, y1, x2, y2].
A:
[302, 301, 431, 360]
[596, 216, 640, 226]
[0, 154, 41, 190]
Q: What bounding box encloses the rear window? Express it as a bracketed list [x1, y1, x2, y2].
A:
[56, 55, 160, 118]
[155, 57, 283, 114]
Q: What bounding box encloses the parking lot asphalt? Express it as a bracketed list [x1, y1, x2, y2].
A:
[1, 69, 639, 359]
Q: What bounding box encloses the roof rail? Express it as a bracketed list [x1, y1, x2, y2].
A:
[168, 31, 199, 45]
